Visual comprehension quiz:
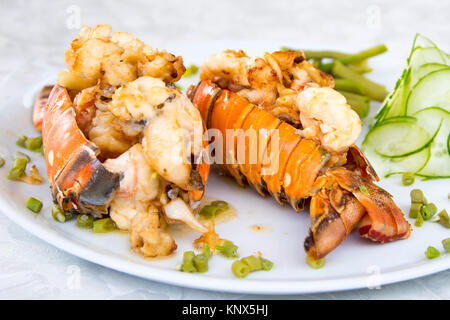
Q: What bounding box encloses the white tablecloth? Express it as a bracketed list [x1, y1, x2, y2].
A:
[0, 0, 448, 299]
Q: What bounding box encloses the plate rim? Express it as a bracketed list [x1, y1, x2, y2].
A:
[1, 197, 449, 295]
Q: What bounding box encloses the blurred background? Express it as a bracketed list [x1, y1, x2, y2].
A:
[0, 0, 448, 299]
[1, 0, 449, 76]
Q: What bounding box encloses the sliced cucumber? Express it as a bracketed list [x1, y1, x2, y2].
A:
[411, 34, 439, 50]
[408, 47, 447, 71]
[374, 68, 410, 124]
[380, 115, 417, 125]
[413, 107, 449, 134]
[406, 68, 450, 115]
[417, 35, 450, 64]
[365, 34, 449, 180]
[363, 146, 430, 178]
[365, 120, 431, 158]
[380, 81, 406, 119]
[414, 107, 450, 178]
[447, 132, 450, 155]
[410, 63, 448, 89]
[401, 47, 448, 108]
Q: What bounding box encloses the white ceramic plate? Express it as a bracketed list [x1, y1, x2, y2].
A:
[0, 40, 448, 295]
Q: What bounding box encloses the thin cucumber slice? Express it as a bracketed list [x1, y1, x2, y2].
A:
[413, 107, 450, 134]
[411, 34, 437, 52]
[402, 47, 448, 109]
[447, 132, 450, 155]
[410, 63, 448, 89]
[408, 47, 446, 71]
[363, 146, 431, 178]
[380, 81, 407, 119]
[379, 115, 417, 125]
[408, 33, 450, 64]
[414, 107, 450, 178]
[406, 68, 450, 115]
[374, 69, 409, 124]
[365, 120, 432, 158]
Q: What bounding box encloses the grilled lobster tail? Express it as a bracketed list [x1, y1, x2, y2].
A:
[42, 85, 122, 216]
[190, 80, 411, 259]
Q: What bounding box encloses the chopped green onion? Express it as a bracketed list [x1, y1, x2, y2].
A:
[193, 254, 209, 273]
[402, 172, 415, 186]
[241, 255, 263, 272]
[409, 202, 422, 219]
[180, 247, 212, 274]
[16, 135, 27, 147]
[175, 84, 183, 91]
[437, 209, 450, 228]
[410, 189, 425, 204]
[306, 256, 326, 269]
[442, 238, 450, 253]
[77, 214, 94, 228]
[216, 240, 239, 258]
[359, 185, 370, 196]
[231, 255, 274, 278]
[51, 205, 72, 222]
[182, 65, 199, 78]
[199, 200, 229, 219]
[211, 200, 229, 210]
[261, 258, 274, 271]
[181, 261, 196, 273]
[0, 157, 4, 168]
[25, 136, 42, 151]
[202, 244, 212, 259]
[7, 156, 28, 180]
[181, 251, 197, 273]
[92, 218, 116, 233]
[231, 260, 250, 278]
[16, 135, 43, 152]
[420, 203, 438, 221]
[183, 251, 195, 264]
[415, 213, 424, 227]
[199, 204, 220, 218]
[425, 246, 440, 259]
[26, 197, 42, 213]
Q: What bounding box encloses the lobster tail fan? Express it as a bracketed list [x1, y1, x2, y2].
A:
[305, 178, 366, 259]
[329, 168, 411, 242]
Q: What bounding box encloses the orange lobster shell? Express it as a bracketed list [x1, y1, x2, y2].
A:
[35, 85, 209, 217]
[190, 80, 411, 259]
